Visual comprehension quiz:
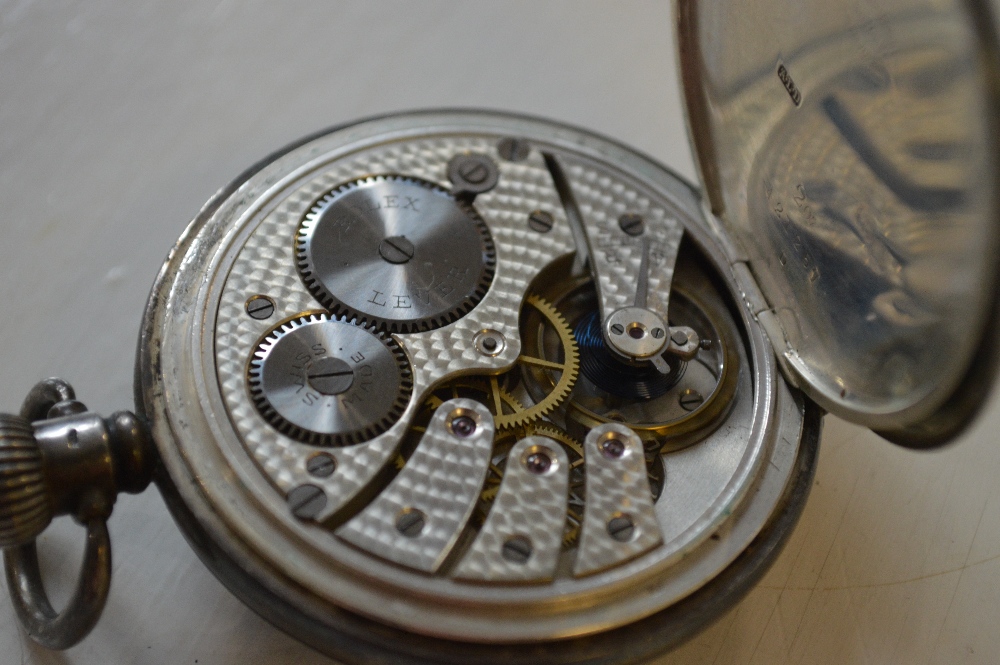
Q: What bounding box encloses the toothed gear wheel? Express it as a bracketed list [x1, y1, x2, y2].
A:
[297, 175, 496, 333]
[490, 294, 579, 429]
[249, 313, 412, 446]
[394, 295, 579, 432]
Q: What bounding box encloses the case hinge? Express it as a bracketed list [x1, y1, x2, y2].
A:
[702, 202, 802, 389]
[728, 260, 801, 390]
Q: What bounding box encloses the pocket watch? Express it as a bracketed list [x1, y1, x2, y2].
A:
[1, 2, 997, 663]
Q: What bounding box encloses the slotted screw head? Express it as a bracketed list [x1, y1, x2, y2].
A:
[618, 213, 644, 236]
[396, 508, 426, 537]
[679, 389, 704, 411]
[245, 295, 275, 320]
[501, 535, 533, 564]
[288, 484, 327, 520]
[306, 453, 337, 478]
[447, 154, 499, 194]
[607, 514, 636, 542]
[307, 357, 355, 395]
[527, 210, 554, 233]
[378, 235, 415, 264]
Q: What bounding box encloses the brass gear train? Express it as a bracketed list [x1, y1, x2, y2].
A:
[477, 428, 524, 502]
[391, 294, 583, 542]
[389, 292, 671, 548]
[396, 293, 580, 438]
[493, 294, 579, 430]
[525, 263, 741, 454]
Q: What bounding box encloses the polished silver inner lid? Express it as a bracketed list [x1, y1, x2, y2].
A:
[677, 0, 1000, 432]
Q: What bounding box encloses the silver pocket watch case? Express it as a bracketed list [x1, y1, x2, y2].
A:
[1, 2, 998, 664]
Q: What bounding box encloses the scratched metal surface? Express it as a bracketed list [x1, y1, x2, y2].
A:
[0, 2, 998, 664]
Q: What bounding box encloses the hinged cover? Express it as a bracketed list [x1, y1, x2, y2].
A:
[676, 0, 1000, 444]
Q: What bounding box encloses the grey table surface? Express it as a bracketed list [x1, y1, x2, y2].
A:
[1, 2, 998, 664]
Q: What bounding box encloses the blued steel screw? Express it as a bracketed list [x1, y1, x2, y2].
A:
[288, 484, 327, 520]
[527, 210, 554, 233]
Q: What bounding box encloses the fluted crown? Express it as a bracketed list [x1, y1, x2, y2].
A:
[0, 414, 51, 548]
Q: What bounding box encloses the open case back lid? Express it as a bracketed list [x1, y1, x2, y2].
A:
[676, 0, 1000, 445]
